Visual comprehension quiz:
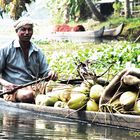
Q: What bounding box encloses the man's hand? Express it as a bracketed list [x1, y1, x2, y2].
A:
[1, 79, 19, 92]
[47, 71, 58, 81]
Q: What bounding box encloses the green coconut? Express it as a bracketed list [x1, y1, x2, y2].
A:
[67, 93, 88, 110]
[71, 86, 90, 96]
[89, 84, 104, 102]
[58, 87, 72, 102]
[80, 80, 94, 89]
[133, 100, 140, 114]
[119, 91, 137, 110]
[54, 101, 67, 108]
[35, 94, 58, 106]
[45, 80, 56, 93]
[35, 95, 46, 105]
[46, 85, 72, 102]
[86, 99, 99, 112]
[110, 98, 121, 106]
[43, 96, 59, 106]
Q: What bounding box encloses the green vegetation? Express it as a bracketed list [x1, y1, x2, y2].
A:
[35, 40, 140, 80]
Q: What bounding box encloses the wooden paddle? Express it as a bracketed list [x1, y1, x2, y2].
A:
[0, 76, 50, 97]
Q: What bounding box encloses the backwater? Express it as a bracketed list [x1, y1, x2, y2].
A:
[0, 105, 139, 140]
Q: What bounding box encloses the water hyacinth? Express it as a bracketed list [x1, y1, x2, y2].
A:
[37, 41, 140, 80]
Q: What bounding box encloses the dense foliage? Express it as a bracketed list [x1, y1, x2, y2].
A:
[36, 40, 140, 80]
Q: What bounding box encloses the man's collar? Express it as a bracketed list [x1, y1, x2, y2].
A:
[13, 39, 38, 52]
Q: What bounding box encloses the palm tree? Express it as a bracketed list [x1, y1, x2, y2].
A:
[0, 0, 7, 10]
[85, 0, 106, 22]
[8, 0, 26, 20]
[0, 0, 35, 20]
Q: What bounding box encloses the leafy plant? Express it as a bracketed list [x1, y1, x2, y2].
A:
[36, 41, 140, 80]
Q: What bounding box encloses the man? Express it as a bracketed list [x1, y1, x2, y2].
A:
[0, 17, 58, 103]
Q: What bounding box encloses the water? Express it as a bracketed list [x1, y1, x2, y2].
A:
[0, 105, 139, 140]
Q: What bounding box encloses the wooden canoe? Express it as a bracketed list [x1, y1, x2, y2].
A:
[33, 24, 124, 42]
[45, 26, 104, 42]
[0, 98, 140, 131]
[103, 23, 124, 37]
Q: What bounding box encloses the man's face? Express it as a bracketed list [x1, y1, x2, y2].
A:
[17, 24, 33, 42]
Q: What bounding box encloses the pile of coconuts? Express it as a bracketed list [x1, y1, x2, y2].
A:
[35, 68, 140, 115]
[35, 79, 104, 112]
[99, 68, 140, 115]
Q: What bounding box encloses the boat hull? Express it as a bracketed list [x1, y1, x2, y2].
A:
[45, 27, 104, 42]
[103, 23, 124, 37]
[33, 23, 124, 42]
[0, 98, 140, 131]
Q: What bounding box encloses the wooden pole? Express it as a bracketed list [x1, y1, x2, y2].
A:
[0, 76, 50, 97]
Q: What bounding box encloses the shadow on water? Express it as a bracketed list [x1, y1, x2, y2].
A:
[0, 105, 140, 140]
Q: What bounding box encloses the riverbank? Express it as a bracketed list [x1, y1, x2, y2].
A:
[83, 17, 140, 42]
[0, 15, 140, 46]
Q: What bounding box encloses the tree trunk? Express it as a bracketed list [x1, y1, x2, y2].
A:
[124, 0, 131, 18]
[85, 0, 106, 22]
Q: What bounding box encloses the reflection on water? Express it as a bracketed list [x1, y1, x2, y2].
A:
[0, 105, 139, 140]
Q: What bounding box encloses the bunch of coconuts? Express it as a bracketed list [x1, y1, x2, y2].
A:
[35, 68, 140, 115]
[99, 68, 140, 115]
[35, 79, 105, 112]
